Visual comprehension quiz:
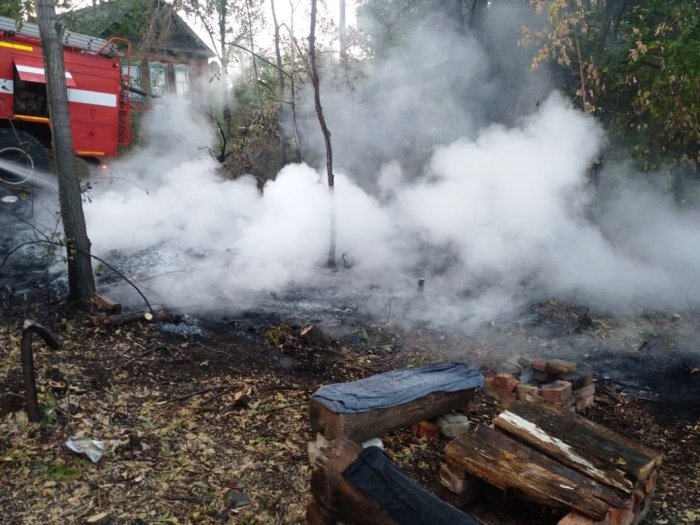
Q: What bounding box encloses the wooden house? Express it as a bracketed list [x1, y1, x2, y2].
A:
[63, 0, 214, 112]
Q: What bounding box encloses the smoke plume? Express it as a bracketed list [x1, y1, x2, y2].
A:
[79, 11, 699, 326]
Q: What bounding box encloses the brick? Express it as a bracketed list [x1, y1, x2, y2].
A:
[492, 373, 520, 391]
[532, 369, 553, 383]
[436, 483, 478, 508]
[547, 359, 578, 374]
[530, 358, 549, 371]
[307, 433, 330, 465]
[637, 486, 655, 524]
[435, 413, 470, 438]
[496, 361, 522, 376]
[557, 512, 609, 525]
[411, 420, 440, 440]
[607, 496, 635, 525]
[485, 374, 519, 404]
[560, 369, 593, 389]
[439, 462, 468, 493]
[541, 380, 573, 402]
[574, 383, 596, 400]
[518, 356, 533, 367]
[575, 394, 595, 412]
[644, 471, 657, 494]
[517, 383, 540, 402]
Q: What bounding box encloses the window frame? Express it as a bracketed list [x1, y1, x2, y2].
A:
[148, 62, 170, 98]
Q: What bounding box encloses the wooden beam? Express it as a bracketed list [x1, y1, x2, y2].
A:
[311, 437, 479, 525]
[446, 425, 622, 520]
[310, 389, 475, 442]
[501, 402, 662, 481]
[310, 438, 398, 525]
[494, 408, 633, 493]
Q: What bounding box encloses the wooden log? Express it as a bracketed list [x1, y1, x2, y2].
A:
[309, 389, 475, 442]
[90, 293, 122, 314]
[500, 402, 662, 481]
[494, 408, 633, 493]
[310, 438, 398, 525]
[445, 425, 624, 520]
[306, 501, 336, 525]
[94, 309, 171, 327]
[311, 437, 479, 525]
[310, 364, 482, 442]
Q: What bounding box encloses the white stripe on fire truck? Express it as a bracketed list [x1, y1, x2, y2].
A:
[15, 64, 75, 82]
[0, 77, 116, 108]
[67, 89, 117, 108]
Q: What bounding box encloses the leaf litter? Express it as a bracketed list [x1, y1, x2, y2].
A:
[0, 305, 698, 524]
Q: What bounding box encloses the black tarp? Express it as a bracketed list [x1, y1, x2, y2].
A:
[343, 446, 479, 525]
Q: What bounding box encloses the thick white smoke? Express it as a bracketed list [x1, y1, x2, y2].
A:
[80, 11, 699, 325]
[82, 93, 700, 325]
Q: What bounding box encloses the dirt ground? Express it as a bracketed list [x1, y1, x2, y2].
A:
[0, 295, 699, 524]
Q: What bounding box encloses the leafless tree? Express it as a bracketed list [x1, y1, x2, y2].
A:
[309, 0, 336, 268]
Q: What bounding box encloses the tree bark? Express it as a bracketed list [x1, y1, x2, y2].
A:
[244, 0, 262, 106]
[36, 0, 95, 303]
[270, 0, 287, 165]
[309, 0, 336, 267]
[338, 0, 347, 64]
[288, 0, 302, 162]
[310, 389, 476, 442]
[440, 0, 464, 32]
[446, 425, 614, 519]
[220, 0, 231, 128]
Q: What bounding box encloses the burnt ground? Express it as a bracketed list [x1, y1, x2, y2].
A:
[1, 197, 699, 524]
[0, 288, 698, 524]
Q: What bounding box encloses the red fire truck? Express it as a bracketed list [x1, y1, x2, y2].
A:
[0, 15, 132, 184]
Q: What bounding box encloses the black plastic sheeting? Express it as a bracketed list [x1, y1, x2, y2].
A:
[343, 446, 479, 525]
[311, 362, 483, 414]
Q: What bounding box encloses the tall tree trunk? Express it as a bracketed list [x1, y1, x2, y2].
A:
[245, 0, 262, 106]
[598, 0, 611, 53]
[220, 0, 231, 128]
[288, 0, 302, 162]
[440, 0, 464, 32]
[338, 0, 347, 64]
[271, 0, 287, 165]
[36, 0, 95, 303]
[309, 0, 336, 268]
[469, 0, 480, 28]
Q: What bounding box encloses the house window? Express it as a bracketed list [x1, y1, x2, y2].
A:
[121, 65, 144, 103]
[148, 62, 169, 97]
[174, 65, 191, 100]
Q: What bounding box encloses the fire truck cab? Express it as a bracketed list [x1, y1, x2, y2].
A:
[0, 15, 131, 184]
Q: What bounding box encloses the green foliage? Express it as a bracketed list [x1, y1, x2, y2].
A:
[522, 0, 699, 172]
[356, 0, 426, 57]
[0, 0, 25, 19]
[605, 1, 699, 170]
[48, 460, 80, 482]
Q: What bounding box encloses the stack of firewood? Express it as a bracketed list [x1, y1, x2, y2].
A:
[440, 402, 662, 525]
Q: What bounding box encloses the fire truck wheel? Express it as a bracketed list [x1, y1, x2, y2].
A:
[0, 129, 50, 186]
